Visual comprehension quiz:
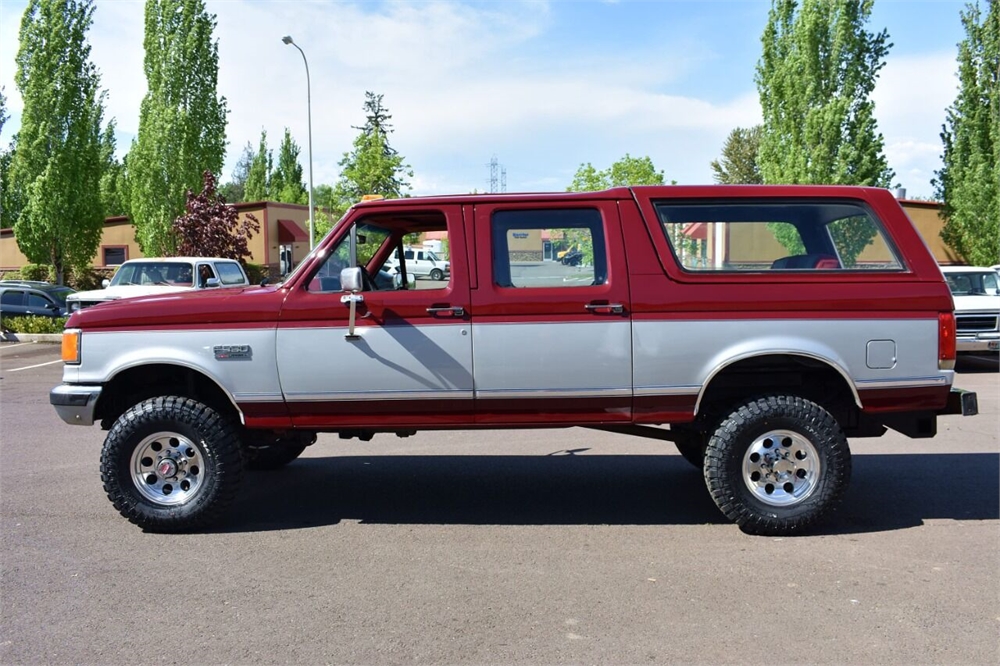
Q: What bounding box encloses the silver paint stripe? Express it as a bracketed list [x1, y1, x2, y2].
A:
[854, 376, 949, 390]
[475, 388, 632, 400]
[634, 385, 701, 397]
[285, 390, 475, 402]
[233, 393, 285, 402]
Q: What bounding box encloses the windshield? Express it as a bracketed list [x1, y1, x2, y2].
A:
[48, 287, 74, 305]
[945, 271, 1000, 296]
[110, 262, 195, 287]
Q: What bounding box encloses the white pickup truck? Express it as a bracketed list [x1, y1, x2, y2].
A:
[67, 257, 251, 312]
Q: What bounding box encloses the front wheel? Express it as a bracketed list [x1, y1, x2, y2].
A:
[704, 395, 851, 536]
[430, 268, 445, 281]
[100, 396, 245, 532]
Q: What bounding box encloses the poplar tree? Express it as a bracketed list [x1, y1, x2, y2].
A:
[935, 0, 999, 266]
[756, 0, 893, 262]
[756, 0, 894, 188]
[270, 128, 307, 205]
[128, 0, 227, 256]
[10, 0, 106, 284]
[0, 88, 18, 229]
[243, 130, 271, 202]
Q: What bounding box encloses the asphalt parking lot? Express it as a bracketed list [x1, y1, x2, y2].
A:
[1, 342, 997, 664]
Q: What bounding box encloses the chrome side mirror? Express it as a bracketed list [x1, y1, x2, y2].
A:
[102, 278, 110, 288]
[340, 267, 363, 293]
[340, 267, 364, 340]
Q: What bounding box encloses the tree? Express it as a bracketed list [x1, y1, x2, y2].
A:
[243, 130, 271, 202]
[270, 128, 307, 204]
[173, 170, 259, 262]
[711, 125, 764, 184]
[10, 0, 107, 285]
[0, 87, 19, 229]
[934, 0, 999, 266]
[128, 0, 227, 257]
[99, 122, 128, 217]
[756, 0, 894, 188]
[566, 154, 666, 192]
[218, 140, 254, 203]
[335, 92, 412, 207]
[756, 0, 893, 262]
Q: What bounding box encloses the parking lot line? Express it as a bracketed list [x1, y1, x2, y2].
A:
[7, 359, 63, 372]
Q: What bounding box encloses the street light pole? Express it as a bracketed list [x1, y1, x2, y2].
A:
[282, 35, 315, 249]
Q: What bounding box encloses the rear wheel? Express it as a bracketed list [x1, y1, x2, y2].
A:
[100, 396, 244, 532]
[704, 395, 851, 536]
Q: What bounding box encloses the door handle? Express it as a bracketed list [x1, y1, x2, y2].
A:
[585, 302, 624, 314]
[426, 306, 465, 317]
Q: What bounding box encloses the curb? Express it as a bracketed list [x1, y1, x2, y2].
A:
[0, 332, 62, 343]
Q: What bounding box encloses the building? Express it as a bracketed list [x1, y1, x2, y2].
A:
[0, 201, 313, 277]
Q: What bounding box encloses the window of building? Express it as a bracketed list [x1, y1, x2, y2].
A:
[102, 246, 127, 266]
[491, 209, 606, 288]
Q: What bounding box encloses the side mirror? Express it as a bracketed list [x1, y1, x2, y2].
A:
[102, 279, 110, 288]
[259, 277, 270, 287]
[204, 277, 221, 288]
[340, 267, 363, 293]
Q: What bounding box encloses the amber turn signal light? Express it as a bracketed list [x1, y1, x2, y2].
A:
[61, 329, 81, 364]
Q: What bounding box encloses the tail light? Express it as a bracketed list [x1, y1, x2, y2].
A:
[938, 312, 956, 370]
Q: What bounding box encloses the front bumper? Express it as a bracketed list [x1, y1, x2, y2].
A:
[50, 384, 102, 425]
[956, 333, 1000, 352]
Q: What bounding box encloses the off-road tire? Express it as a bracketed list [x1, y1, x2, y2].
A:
[704, 395, 851, 536]
[245, 432, 315, 471]
[100, 396, 244, 532]
[430, 268, 445, 281]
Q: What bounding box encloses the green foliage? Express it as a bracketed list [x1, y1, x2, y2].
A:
[20, 263, 54, 281]
[711, 125, 764, 184]
[935, 0, 999, 266]
[1, 315, 68, 334]
[767, 223, 806, 256]
[335, 92, 412, 207]
[218, 141, 253, 203]
[756, 0, 894, 189]
[244, 130, 270, 202]
[128, 0, 228, 257]
[567, 154, 666, 192]
[271, 128, 307, 204]
[98, 121, 128, 217]
[10, 0, 107, 285]
[244, 262, 267, 285]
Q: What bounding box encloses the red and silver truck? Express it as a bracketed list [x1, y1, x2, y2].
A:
[51, 185, 977, 534]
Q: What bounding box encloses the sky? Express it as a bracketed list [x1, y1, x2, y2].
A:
[0, 0, 972, 199]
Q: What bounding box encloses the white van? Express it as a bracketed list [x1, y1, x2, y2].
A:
[384, 246, 450, 281]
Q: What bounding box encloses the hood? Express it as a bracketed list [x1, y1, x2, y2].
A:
[67, 285, 287, 330]
[67, 284, 191, 302]
[952, 294, 1000, 312]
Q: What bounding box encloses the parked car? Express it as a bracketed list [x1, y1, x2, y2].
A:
[0, 280, 75, 318]
[67, 258, 251, 312]
[940, 265, 1000, 354]
[383, 246, 450, 280]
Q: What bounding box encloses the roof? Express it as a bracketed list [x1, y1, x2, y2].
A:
[939, 265, 997, 273]
[120, 257, 242, 263]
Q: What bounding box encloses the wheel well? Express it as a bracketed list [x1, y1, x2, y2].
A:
[697, 354, 860, 431]
[95, 364, 240, 430]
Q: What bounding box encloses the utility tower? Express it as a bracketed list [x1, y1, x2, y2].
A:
[488, 155, 507, 193]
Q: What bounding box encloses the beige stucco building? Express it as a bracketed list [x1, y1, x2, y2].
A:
[0, 201, 313, 277]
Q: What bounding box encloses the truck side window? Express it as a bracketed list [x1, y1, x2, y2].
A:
[491, 209, 606, 288]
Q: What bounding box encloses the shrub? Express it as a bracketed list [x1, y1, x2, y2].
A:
[244, 263, 268, 285]
[67, 265, 114, 291]
[20, 264, 54, 282]
[1, 315, 68, 334]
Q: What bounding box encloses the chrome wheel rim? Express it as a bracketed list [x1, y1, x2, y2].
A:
[742, 429, 820, 507]
[130, 431, 205, 506]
